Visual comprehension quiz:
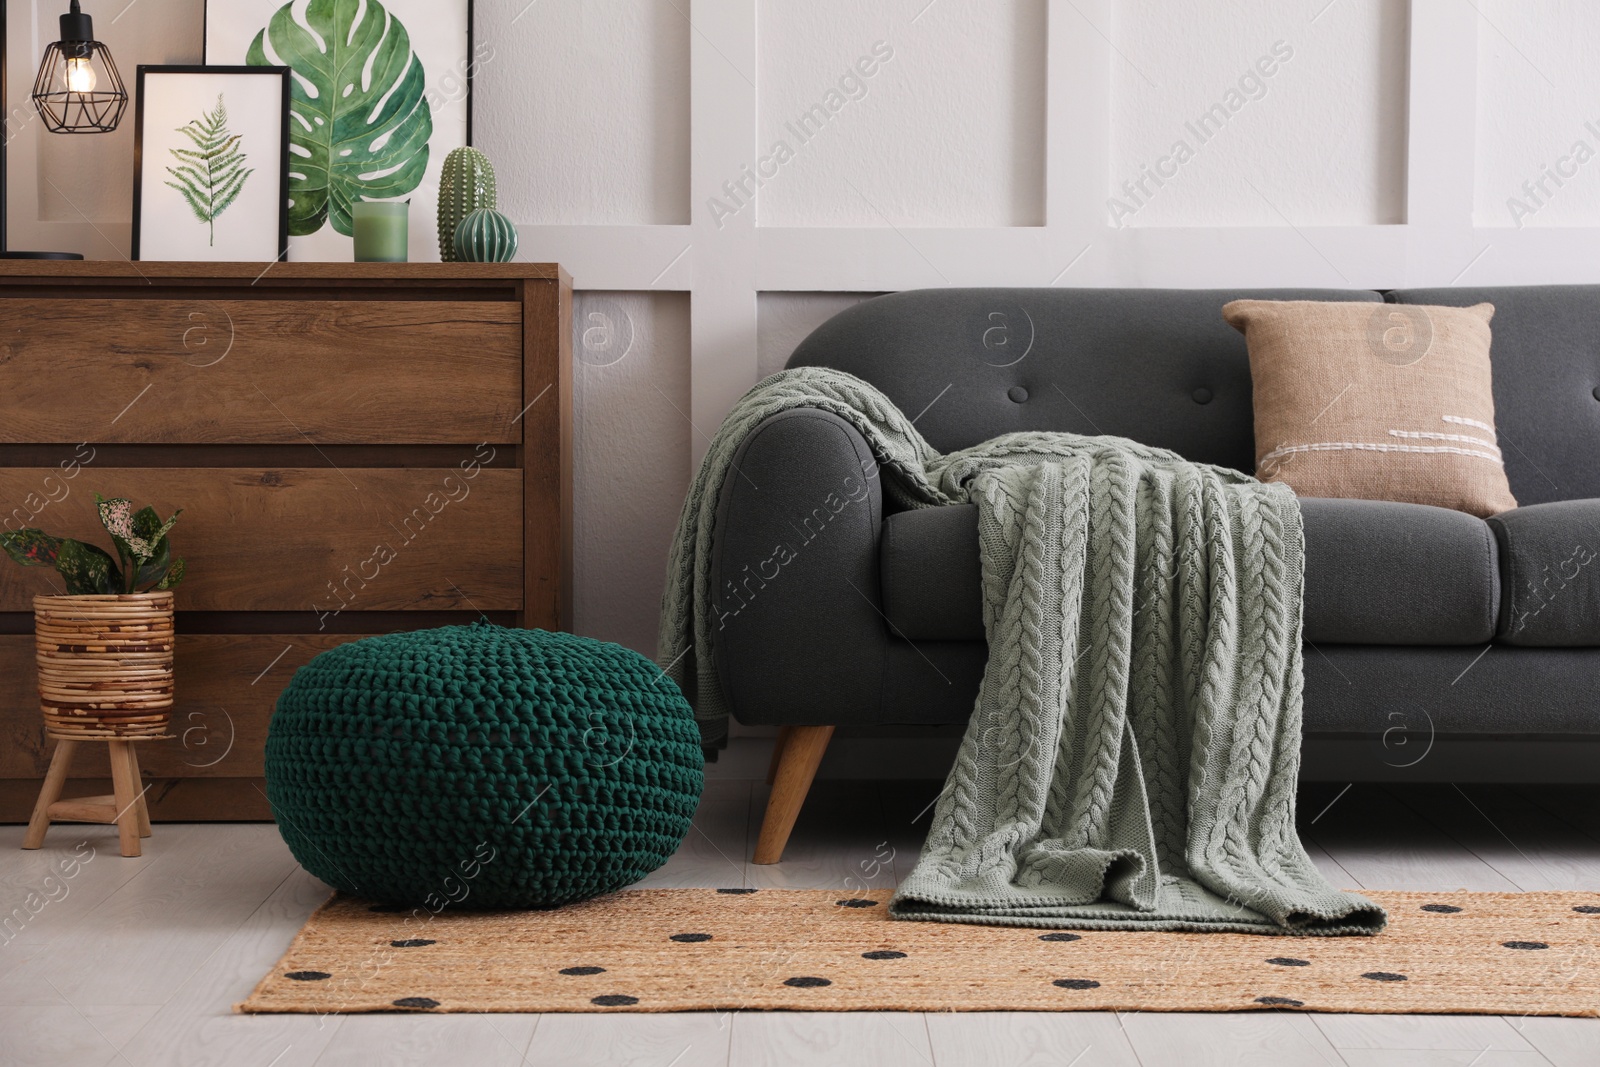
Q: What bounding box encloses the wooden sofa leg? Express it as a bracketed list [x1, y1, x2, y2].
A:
[753, 725, 834, 864]
[765, 725, 795, 785]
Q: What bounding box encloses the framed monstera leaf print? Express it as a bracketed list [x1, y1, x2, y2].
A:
[205, 0, 476, 262]
[132, 66, 291, 262]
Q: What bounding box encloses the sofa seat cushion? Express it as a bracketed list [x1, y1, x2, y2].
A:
[1488, 500, 1600, 646]
[881, 497, 1500, 646]
[1298, 498, 1500, 645]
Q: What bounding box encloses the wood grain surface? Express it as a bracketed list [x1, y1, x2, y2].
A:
[0, 300, 522, 445]
[523, 277, 575, 633]
[0, 467, 524, 613]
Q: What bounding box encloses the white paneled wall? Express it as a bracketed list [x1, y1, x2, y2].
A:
[9, 0, 1600, 667]
[572, 292, 691, 653]
[1110, 0, 1408, 227]
[476, 1, 690, 225]
[755, 0, 1046, 227]
[755, 291, 881, 378]
[1473, 0, 1600, 228]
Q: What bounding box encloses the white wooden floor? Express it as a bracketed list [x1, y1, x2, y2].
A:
[1, 780, 1597, 1066]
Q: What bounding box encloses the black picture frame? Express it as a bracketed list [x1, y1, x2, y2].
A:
[131, 65, 291, 262]
[201, 0, 475, 146]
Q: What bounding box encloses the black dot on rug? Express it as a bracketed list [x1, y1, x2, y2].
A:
[1503, 941, 1549, 950]
[367, 903, 405, 913]
[784, 976, 832, 988]
[392, 997, 440, 1009]
[1053, 979, 1101, 990]
[1361, 972, 1407, 982]
[717, 888, 758, 894]
[1039, 933, 1082, 942]
[560, 966, 606, 976]
[591, 994, 639, 1006]
[862, 950, 907, 960]
[1266, 957, 1311, 967]
[1574, 906, 1600, 914]
[284, 971, 331, 981]
[670, 933, 713, 943]
[1256, 996, 1304, 1007]
[835, 899, 878, 908]
[390, 939, 435, 948]
[1421, 904, 1463, 914]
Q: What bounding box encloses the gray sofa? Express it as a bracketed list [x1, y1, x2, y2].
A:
[712, 286, 1600, 863]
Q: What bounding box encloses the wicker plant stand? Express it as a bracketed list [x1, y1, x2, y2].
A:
[21, 593, 174, 857]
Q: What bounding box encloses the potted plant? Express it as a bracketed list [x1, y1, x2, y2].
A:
[1, 496, 185, 740]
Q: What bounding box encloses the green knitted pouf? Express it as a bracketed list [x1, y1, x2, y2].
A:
[264, 624, 704, 909]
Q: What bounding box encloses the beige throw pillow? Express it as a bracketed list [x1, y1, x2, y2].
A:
[1222, 299, 1518, 518]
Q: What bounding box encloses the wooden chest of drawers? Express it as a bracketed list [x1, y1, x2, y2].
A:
[0, 262, 572, 820]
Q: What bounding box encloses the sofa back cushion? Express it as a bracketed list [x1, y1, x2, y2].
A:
[1388, 286, 1600, 506]
[787, 287, 1380, 472]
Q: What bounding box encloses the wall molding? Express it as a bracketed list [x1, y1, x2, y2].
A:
[508, 0, 1600, 471]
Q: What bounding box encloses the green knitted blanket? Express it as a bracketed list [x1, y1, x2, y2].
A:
[659, 367, 1385, 935]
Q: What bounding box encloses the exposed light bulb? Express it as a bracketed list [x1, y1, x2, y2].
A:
[65, 57, 97, 93]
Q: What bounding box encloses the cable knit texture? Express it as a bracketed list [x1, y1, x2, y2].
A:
[267, 624, 705, 909]
[660, 368, 1385, 935]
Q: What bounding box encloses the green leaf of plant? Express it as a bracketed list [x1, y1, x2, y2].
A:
[246, 0, 434, 238]
[134, 537, 171, 592]
[56, 540, 120, 596]
[157, 558, 186, 591]
[117, 506, 184, 592]
[0, 529, 62, 568]
[130, 506, 161, 541]
[96, 495, 133, 537]
[97, 495, 153, 578]
[154, 511, 182, 547]
[131, 506, 182, 549]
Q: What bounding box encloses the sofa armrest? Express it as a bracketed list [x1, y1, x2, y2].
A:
[1488, 499, 1600, 646]
[881, 504, 985, 641]
[709, 408, 889, 725]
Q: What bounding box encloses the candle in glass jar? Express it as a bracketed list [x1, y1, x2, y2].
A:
[352, 202, 409, 262]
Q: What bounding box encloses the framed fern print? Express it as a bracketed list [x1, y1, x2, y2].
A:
[132, 66, 291, 262]
[204, 0, 476, 263]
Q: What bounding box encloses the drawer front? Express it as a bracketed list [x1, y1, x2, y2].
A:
[0, 299, 522, 444]
[0, 634, 359, 779]
[0, 466, 522, 612]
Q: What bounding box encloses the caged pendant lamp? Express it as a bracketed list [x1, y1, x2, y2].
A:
[31, 1, 127, 134]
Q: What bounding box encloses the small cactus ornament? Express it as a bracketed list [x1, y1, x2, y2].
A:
[455, 207, 520, 263]
[438, 147, 498, 261]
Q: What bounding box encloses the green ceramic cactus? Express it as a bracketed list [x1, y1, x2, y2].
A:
[437, 147, 498, 261]
[455, 207, 520, 263]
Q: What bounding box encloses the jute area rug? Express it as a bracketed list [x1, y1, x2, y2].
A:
[238, 888, 1600, 1016]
